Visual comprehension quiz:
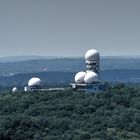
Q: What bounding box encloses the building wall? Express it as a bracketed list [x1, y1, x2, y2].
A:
[85, 84, 105, 93]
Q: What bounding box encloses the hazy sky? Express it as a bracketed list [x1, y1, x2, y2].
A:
[0, 0, 140, 57]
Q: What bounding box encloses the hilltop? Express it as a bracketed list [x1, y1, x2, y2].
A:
[0, 84, 139, 140]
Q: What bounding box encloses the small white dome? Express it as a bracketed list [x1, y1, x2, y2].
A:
[28, 77, 41, 87]
[84, 71, 99, 84]
[75, 71, 86, 84]
[12, 87, 17, 93]
[85, 49, 100, 61]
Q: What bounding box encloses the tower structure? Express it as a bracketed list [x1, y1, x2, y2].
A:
[85, 49, 100, 77]
[70, 49, 105, 93]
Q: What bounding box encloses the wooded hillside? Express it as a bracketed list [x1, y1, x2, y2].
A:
[0, 84, 140, 140]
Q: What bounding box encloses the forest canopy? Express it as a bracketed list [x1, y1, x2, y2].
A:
[0, 84, 140, 140]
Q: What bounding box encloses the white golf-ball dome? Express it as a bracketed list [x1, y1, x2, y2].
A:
[75, 71, 86, 84]
[28, 77, 41, 87]
[12, 87, 18, 93]
[84, 71, 99, 84]
[85, 49, 100, 61]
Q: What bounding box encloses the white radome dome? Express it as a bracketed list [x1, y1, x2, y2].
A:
[28, 77, 41, 87]
[12, 87, 17, 93]
[84, 71, 99, 84]
[75, 71, 86, 84]
[85, 49, 100, 61]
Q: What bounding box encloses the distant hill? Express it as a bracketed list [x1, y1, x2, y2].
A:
[0, 57, 139, 77]
[0, 55, 140, 62]
[0, 56, 48, 62]
[0, 56, 139, 88]
[0, 69, 140, 88]
[0, 56, 82, 62]
[0, 58, 85, 76]
[101, 57, 140, 70]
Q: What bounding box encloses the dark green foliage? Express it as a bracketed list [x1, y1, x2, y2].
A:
[0, 85, 140, 139]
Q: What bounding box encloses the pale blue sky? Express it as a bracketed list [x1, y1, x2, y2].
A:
[0, 0, 140, 57]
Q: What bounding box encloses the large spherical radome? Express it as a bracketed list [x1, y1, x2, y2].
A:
[85, 49, 100, 61]
[75, 71, 86, 84]
[28, 77, 41, 87]
[84, 71, 99, 84]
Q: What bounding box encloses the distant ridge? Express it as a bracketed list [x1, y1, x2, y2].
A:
[0, 56, 55, 62]
[0, 69, 139, 87]
[0, 55, 84, 63]
[102, 55, 140, 59]
[0, 55, 140, 63]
